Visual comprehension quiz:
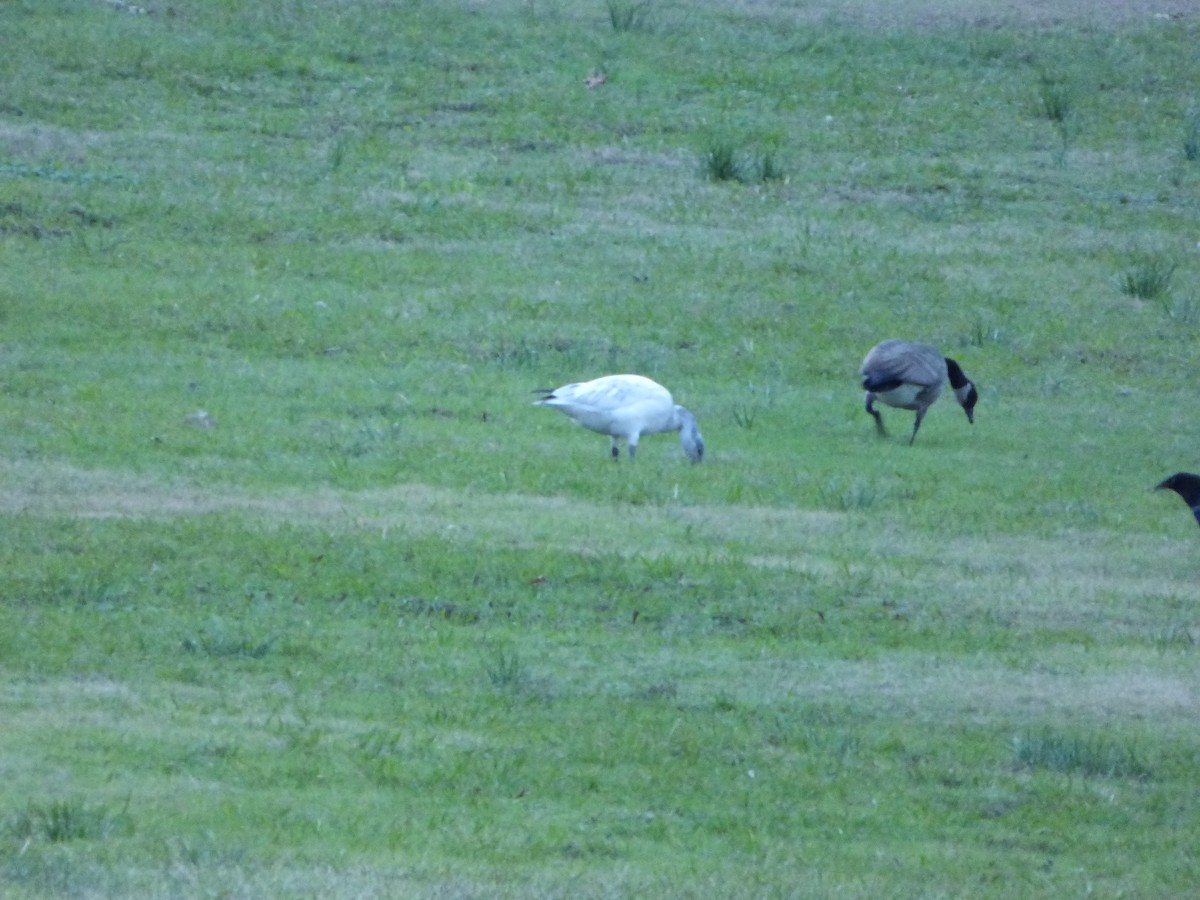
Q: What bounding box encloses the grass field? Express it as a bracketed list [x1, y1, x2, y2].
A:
[1, 0, 1198, 896]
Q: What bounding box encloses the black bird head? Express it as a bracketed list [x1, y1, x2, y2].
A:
[1156, 472, 1200, 527]
[945, 358, 977, 425]
[960, 383, 978, 424]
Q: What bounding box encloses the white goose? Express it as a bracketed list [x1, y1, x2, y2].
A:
[534, 374, 704, 462]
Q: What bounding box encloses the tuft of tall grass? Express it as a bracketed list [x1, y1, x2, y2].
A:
[1162, 295, 1200, 328]
[757, 149, 785, 182]
[818, 478, 880, 511]
[5, 797, 134, 844]
[328, 133, 352, 173]
[1154, 623, 1196, 651]
[485, 646, 526, 692]
[1012, 728, 1151, 779]
[353, 730, 408, 788]
[732, 400, 756, 429]
[967, 316, 1004, 348]
[1118, 255, 1176, 301]
[703, 140, 741, 182]
[1184, 113, 1200, 162]
[702, 142, 786, 184]
[181, 621, 275, 659]
[1035, 73, 1074, 123]
[733, 385, 774, 430]
[606, 0, 651, 32]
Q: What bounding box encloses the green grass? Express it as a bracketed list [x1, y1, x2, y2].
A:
[606, 0, 652, 33]
[5, 797, 135, 845]
[1184, 112, 1200, 161]
[703, 139, 742, 182]
[1012, 728, 1153, 779]
[1035, 71, 1075, 125]
[1, 0, 1199, 896]
[1119, 254, 1177, 301]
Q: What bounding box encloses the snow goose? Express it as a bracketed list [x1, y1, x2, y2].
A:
[861, 339, 978, 444]
[534, 374, 704, 462]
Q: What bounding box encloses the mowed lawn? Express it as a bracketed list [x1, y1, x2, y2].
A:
[1, 1, 1197, 897]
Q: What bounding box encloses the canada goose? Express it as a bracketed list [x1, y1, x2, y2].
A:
[1155, 472, 1200, 527]
[534, 374, 704, 462]
[861, 339, 978, 444]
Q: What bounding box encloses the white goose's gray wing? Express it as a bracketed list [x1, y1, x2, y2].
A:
[582, 374, 671, 408]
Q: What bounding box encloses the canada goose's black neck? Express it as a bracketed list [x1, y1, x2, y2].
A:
[944, 357, 969, 389]
[943, 357, 978, 423]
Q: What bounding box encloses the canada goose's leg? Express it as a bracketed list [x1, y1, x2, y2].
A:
[865, 395, 886, 435]
[611, 439, 620, 460]
[909, 409, 927, 445]
[628, 441, 637, 461]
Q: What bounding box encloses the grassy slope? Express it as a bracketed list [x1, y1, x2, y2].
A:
[1, 1, 1197, 896]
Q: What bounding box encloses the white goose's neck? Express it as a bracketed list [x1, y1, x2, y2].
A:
[675, 406, 704, 462]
